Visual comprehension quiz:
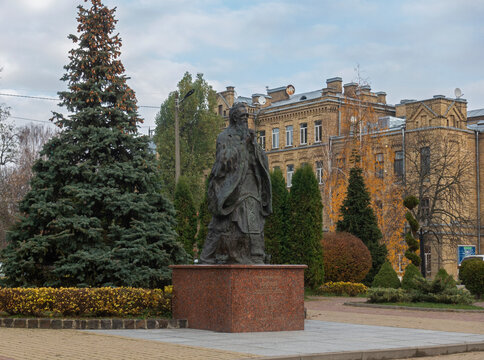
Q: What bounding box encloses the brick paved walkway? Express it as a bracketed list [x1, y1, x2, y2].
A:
[0, 328, 259, 360]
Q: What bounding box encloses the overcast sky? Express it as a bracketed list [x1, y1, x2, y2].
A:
[1, 0, 483, 134]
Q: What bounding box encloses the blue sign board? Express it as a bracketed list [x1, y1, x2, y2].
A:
[458, 245, 476, 264]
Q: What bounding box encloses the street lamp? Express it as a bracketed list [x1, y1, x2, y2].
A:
[419, 227, 426, 278]
[175, 89, 194, 184]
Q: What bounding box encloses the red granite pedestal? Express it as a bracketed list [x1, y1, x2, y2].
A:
[170, 265, 306, 333]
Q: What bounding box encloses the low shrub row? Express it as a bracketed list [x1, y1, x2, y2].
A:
[367, 286, 474, 305]
[0, 286, 172, 317]
[316, 281, 368, 297]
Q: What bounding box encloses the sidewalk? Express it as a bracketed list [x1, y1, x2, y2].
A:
[88, 320, 484, 358]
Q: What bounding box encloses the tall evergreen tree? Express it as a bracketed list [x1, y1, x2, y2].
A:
[337, 166, 387, 285]
[286, 164, 324, 289]
[154, 72, 224, 207]
[264, 167, 289, 264]
[0, 0, 187, 288]
[174, 177, 197, 259]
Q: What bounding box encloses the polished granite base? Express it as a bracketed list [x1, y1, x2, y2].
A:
[171, 264, 306, 333]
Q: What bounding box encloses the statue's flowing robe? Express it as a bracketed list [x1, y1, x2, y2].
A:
[200, 126, 272, 263]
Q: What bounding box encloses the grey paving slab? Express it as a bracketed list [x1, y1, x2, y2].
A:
[86, 320, 484, 357]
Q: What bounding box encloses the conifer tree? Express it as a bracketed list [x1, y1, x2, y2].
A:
[286, 164, 324, 289]
[0, 0, 187, 288]
[372, 261, 401, 289]
[264, 168, 289, 264]
[337, 166, 387, 285]
[174, 177, 197, 258]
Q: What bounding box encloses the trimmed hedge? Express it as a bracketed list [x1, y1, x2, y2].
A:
[459, 259, 484, 298]
[372, 261, 401, 289]
[368, 288, 410, 303]
[369, 274, 474, 305]
[0, 287, 172, 317]
[321, 232, 372, 283]
[317, 281, 367, 297]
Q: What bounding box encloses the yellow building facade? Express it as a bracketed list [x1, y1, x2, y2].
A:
[216, 77, 483, 279]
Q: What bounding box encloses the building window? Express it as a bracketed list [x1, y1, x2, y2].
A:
[272, 128, 279, 149]
[218, 105, 223, 116]
[287, 164, 294, 188]
[273, 166, 280, 171]
[424, 245, 432, 276]
[314, 120, 322, 143]
[316, 161, 323, 184]
[394, 151, 404, 179]
[375, 153, 384, 178]
[258, 130, 266, 150]
[300, 123, 308, 145]
[285, 125, 293, 147]
[420, 146, 430, 177]
[421, 197, 430, 219]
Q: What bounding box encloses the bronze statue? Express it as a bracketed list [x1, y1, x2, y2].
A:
[200, 103, 272, 264]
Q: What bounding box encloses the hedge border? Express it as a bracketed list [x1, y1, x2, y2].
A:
[0, 317, 187, 329]
[344, 302, 484, 313]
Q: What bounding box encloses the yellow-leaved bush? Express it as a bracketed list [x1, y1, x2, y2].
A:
[318, 281, 368, 297]
[0, 286, 172, 317]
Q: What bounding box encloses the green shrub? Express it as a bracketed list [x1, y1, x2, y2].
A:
[459, 259, 484, 298]
[372, 261, 401, 289]
[401, 264, 424, 290]
[409, 277, 473, 304]
[317, 281, 368, 297]
[321, 232, 372, 283]
[367, 288, 410, 303]
[434, 268, 457, 289]
[367, 286, 473, 305]
[0, 287, 172, 317]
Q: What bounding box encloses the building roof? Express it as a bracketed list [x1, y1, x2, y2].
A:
[265, 89, 324, 108]
[235, 96, 253, 106]
[468, 108, 484, 118]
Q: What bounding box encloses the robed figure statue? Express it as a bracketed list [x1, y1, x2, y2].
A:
[200, 103, 272, 264]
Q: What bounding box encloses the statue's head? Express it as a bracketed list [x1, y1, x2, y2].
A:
[229, 103, 249, 128]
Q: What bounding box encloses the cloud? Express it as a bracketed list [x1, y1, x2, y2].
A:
[1, 0, 483, 135]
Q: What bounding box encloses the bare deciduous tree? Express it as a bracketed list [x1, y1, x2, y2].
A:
[0, 124, 56, 248]
[0, 104, 16, 166]
[404, 130, 475, 270]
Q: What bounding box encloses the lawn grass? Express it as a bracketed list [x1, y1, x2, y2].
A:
[374, 302, 484, 310]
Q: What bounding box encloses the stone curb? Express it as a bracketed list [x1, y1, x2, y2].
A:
[240, 341, 484, 360]
[344, 301, 484, 313]
[0, 317, 187, 330]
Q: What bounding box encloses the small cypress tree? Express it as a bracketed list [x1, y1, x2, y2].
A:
[372, 261, 401, 289]
[264, 168, 289, 264]
[196, 179, 211, 256]
[337, 166, 387, 285]
[401, 263, 424, 290]
[0, 0, 187, 288]
[174, 177, 197, 259]
[286, 164, 324, 289]
[403, 195, 421, 266]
